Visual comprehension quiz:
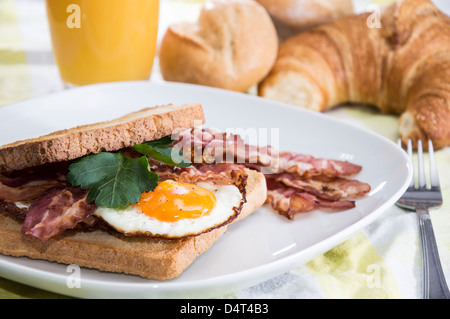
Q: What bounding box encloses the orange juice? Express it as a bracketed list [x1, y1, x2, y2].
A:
[46, 0, 159, 86]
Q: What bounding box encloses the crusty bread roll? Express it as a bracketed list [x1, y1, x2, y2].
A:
[259, 0, 450, 150]
[158, 0, 278, 92]
[0, 103, 204, 174]
[0, 168, 266, 280]
[255, 0, 354, 39]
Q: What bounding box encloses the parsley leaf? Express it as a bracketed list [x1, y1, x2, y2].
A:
[132, 136, 191, 168]
[66, 136, 190, 209]
[144, 135, 173, 148]
[67, 152, 158, 209]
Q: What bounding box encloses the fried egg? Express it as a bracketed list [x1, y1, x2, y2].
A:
[93, 180, 243, 238]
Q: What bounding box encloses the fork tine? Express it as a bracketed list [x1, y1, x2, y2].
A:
[417, 139, 426, 188]
[428, 140, 441, 189]
[396, 140, 448, 299]
[407, 139, 415, 188]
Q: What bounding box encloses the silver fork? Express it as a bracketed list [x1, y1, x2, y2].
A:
[396, 139, 450, 299]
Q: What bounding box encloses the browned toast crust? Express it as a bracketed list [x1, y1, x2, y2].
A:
[0, 103, 205, 174]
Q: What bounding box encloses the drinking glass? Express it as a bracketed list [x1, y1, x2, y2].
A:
[46, 0, 159, 87]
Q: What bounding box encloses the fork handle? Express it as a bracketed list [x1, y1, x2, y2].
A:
[417, 209, 450, 299]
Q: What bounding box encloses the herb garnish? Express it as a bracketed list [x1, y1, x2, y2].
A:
[131, 135, 191, 168]
[67, 136, 191, 209]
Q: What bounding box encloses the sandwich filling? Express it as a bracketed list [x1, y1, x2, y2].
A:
[95, 181, 243, 238]
[0, 159, 248, 242]
[0, 128, 371, 242]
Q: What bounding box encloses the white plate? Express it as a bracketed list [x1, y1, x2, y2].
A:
[0, 81, 412, 298]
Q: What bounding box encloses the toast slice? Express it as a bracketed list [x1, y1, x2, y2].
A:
[0, 168, 266, 280]
[0, 103, 204, 174]
[0, 102, 267, 279]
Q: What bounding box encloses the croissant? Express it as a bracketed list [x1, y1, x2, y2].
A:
[258, 0, 450, 150]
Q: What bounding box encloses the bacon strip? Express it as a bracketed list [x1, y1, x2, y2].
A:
[276, 152, 362, 178]
[21, 186, 96, 242]
[0, 179, 68, 202]
[152, 162, 248, 185]
[169, 128, 370, 220]
[266, 177, 356, 220]
[172, 129, 361, 177]
[0, 162, 68, 201]
[276, 173, 371, 201]
[0, 200, 28, 220]
[172, 128, 277, 166]
[1, 129, 370, 234]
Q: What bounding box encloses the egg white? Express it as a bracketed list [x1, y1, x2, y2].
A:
[93, 182, 243, 238]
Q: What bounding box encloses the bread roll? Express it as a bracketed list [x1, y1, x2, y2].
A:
[255, 0, 354, 38]
[258, 0, 450, 150]
[158, 0, 278, 92]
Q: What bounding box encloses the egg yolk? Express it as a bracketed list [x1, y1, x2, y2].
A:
[134, 180, 217, 222]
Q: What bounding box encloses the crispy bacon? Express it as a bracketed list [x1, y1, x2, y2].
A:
[0, 162, 68, 201]
[171, 129, 362, 177]
[169, 128, 370, 220]
[276, 173, 371, 201]
[0, 179, 67, 202]
[152, 162, 248, 185]
[1, 128, 371, 236]
[21, 186, 96, 242]
[267, 189, 354, 220]
[276, 152, 363, 177]
[264, 170, 369, 219]
[0, 200, 28, 220]
[172, 128, 277, 166]
[266, 177, 356, 220]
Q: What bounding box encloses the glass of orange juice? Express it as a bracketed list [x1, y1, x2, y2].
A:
[45, 0, 159, 87]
